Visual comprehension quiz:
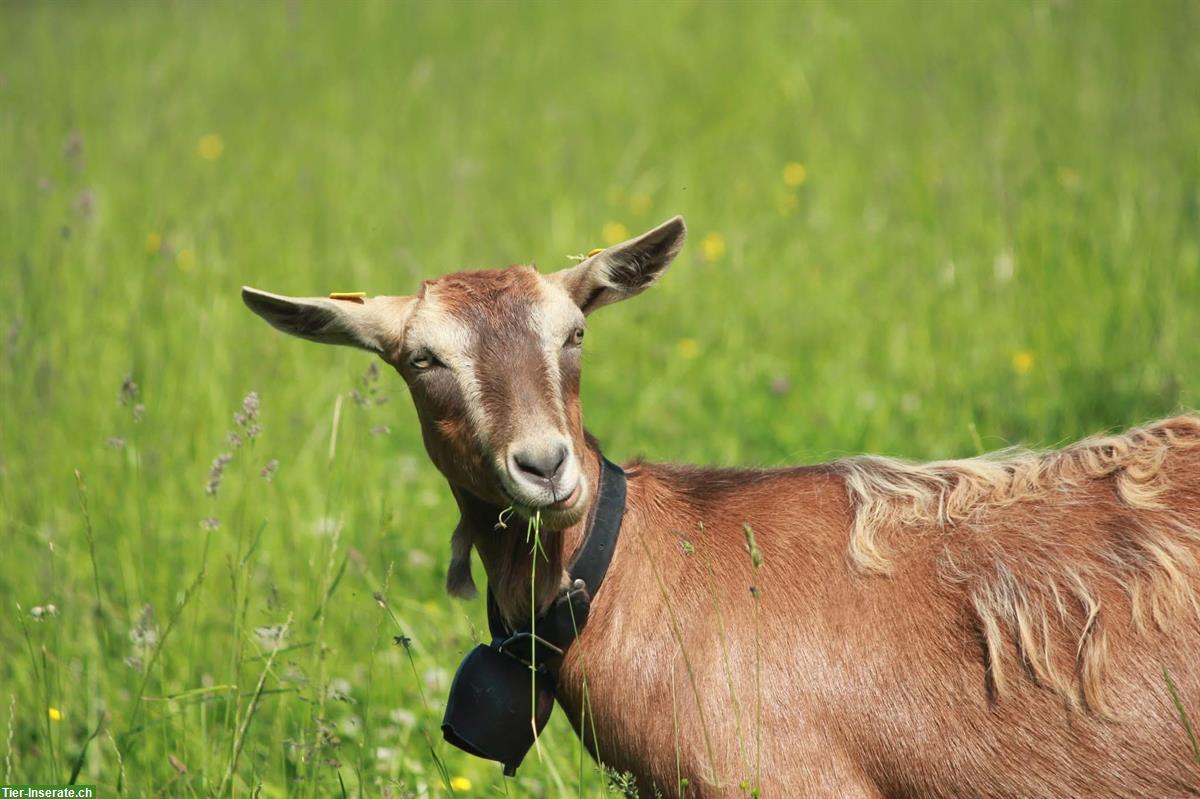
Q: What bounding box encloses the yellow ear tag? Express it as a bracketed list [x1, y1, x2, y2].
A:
[586, 248, 604, 257]
[328, 291, 367, 303]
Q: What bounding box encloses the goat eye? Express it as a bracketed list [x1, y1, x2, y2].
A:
[409, 350, 442, 370]
[567, 327, 585, 347]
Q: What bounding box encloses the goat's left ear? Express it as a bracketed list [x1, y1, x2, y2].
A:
[241, 287, 415, 356]
[551, 215, 686, 314]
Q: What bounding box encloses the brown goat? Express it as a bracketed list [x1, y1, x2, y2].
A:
[244, 216, 1200, 798]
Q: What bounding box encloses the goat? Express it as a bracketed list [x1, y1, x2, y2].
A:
[243, 216, 1200, 797]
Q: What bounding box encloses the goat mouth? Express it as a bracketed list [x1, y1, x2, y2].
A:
[504, 481, 581, 513]
[497, 478, 587, 524]
[548, 482, 582, 511]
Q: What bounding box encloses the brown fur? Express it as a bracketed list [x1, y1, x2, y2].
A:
[553, 434, 1200, 797]
[421, 265, 541, 323]
[837, 416, 1200, 715]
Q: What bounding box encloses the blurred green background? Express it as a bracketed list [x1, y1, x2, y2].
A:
[2, 0, 1199, 795]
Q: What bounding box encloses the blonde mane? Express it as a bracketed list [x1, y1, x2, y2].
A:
[836, 414, 1200, 711]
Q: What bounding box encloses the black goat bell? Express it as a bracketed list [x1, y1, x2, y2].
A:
[442, 644, 556, 776]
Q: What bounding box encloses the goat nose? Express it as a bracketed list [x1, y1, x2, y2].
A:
[511, 444, 568, 483]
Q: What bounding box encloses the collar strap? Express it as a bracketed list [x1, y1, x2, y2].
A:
[487, 454, 627, 662]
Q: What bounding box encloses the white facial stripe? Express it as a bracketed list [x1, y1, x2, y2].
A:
[405, 290, 494, 450]
[531, 277, 583, 431]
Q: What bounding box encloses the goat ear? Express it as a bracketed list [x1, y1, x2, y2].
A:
[241, 287, 414, 355]
[552, 215, 686, 314]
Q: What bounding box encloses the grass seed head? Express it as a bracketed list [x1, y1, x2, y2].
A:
[205, 452, 233, 496]
[743, 523, 763, 569]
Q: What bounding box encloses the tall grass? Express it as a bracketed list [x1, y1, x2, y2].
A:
[3, 0, 1200, 794]
[1164, 669, 1200, 768]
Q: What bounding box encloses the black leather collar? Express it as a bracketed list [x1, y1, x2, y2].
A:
[442, 454, 627, 775]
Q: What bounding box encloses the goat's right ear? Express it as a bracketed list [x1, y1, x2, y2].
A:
[241, 287, 415, 355]
[551, 215, 686, 314]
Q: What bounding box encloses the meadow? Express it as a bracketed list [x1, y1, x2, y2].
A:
[2, 0, 1200, 795]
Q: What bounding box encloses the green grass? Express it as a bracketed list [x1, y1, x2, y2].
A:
[3, 0, 1200, 795]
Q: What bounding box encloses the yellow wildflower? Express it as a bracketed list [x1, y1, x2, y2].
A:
[197, 133, 224, 161]
[1012, 350, 1035, 375]
[145, 232, 162, 254]
[450, 775, 472, 792]
[1056, 166, 1079, 190]
[701, 233, 726, 262]
[676, 338, 700, 359]
[783, 162, 808, 187]
[602, 222, 628, 246]
[48, 707, 62, 721]
[628, 192, 651, 215]
[177, 249, 196, 272]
